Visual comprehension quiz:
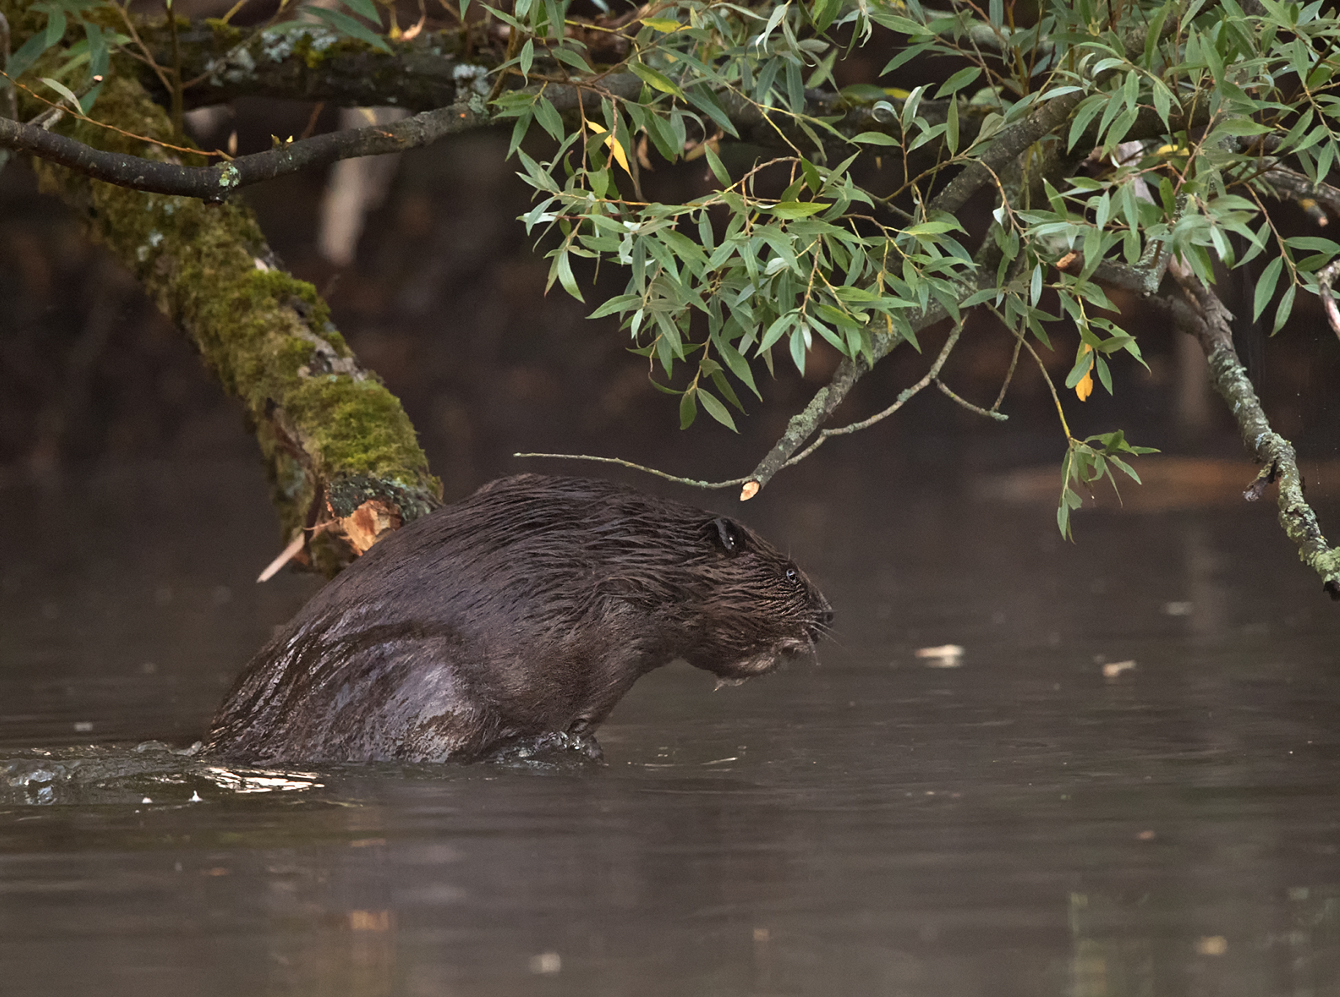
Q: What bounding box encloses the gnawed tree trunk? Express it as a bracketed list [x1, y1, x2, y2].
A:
[12, 63, 439, 573]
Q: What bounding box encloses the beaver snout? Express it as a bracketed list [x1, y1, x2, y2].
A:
[804, 592, 835, 642]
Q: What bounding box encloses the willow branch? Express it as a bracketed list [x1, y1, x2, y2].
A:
[742, 211, 1031, 498]
[739, 307, 943, 498]
[0, 98, 488, 202]
[737, 20, 1171, 499]
[1160, 262, 1340, 599]
[929, 18, 1175, 216]
[929, 91, 1086, 216]
[772, 320, 965, 477]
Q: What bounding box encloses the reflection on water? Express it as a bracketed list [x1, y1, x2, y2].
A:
[1, 460, 1338, 996]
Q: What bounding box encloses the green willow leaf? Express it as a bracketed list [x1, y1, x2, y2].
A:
[304, 5, 392, 53]
[769, 201, 831, 218]
[629, 60, 686, 99]
[696, 388, 738, 431]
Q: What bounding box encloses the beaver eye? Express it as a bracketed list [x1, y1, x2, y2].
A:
[785, 567, 799, 583]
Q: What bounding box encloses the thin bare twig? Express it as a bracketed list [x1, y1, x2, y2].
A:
[1, 70, 214, 154]
[513, 323, 998, 496]
[486, 17, 523, 104]
[774, 320, 966, 473]
[935, 378, 1009, 421]
[166, 0, 184, 136]
[513, 453, 747, 490]
[997, 312, 1072, 437]
[991, 331, 1023, 411]
[28, 74, 104, 131]
[113, 1, 175, 97]
[218, 0, 253, 25]
[0, 11, 15, 123]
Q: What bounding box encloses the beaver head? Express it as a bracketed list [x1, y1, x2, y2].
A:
[624, 510, 832, 683]
[460, 475, 832, 681]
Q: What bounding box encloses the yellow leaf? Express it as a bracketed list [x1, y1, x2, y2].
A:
[1075, 370, 1094, 402]
[642, 17, 682, 32]
[587, 122, 631, 177]
[1075, 343, 1094, 401]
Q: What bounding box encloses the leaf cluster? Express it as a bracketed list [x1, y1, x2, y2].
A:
[494, 0, 1340, 533]
[1058, 430, 1158, 539]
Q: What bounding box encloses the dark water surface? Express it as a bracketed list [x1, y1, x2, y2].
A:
[2, 460, 1338, 996]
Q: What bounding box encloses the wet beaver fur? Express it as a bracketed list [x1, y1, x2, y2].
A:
[206, 474, 832, 764]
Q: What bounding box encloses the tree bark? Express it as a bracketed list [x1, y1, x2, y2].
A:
[17, 64, 440, 573]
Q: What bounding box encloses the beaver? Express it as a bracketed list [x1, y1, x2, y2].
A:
[205, 474, 832, 764]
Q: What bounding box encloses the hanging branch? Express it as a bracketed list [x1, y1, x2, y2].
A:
[1158, 262, 1340, 598]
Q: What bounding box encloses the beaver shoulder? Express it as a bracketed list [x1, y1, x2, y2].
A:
[205, 474, 832, 764]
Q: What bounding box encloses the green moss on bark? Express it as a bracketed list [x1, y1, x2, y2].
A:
[23, 69, 440, 567]
[286, 376, 429, 478]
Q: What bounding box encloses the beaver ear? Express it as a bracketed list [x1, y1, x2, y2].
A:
[710, 517, 744, 556]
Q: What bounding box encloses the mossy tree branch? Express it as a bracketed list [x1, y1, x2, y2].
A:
[22, 70, 441, 574]
[1051, 248, 1340, 597]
